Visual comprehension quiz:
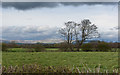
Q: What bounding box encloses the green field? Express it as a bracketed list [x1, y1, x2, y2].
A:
[7, 48, 31, 52]
[7, 48, 59, 52]
[7, 48, 118, 52]
[2, 52, 118, 72]
[46, 48, 59, 50]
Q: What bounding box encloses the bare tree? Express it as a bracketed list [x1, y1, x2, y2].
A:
[59, 19, 100, 52]
[59, 21, 75, 51]
[77, 19, 100, 51]
[73, 22, 80, 51]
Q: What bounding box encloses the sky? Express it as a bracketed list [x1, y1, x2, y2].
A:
[1, 2, 118, 42]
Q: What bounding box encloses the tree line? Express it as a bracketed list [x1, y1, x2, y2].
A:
[2, 41, 119, 52]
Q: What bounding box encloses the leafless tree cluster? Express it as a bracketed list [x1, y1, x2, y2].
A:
[59, 19, 100, 51]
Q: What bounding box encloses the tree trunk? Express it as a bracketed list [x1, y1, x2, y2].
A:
[77, 39, 85, 51]
[76, 41, 79, 51]
[70, 33, 73, 51]
[67, 33, 70, 44]
[77, 28, 85, 51]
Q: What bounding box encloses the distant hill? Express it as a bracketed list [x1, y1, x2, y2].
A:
[1, 39, 64, 44]
[1, 39, 119, 44]
[72, 40, 100, 44]
[1, 40, 10, 43]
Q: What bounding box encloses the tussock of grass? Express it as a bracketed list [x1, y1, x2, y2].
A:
[2, 64, 118, 73]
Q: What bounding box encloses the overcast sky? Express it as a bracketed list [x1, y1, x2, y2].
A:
[1, 2, 118, 42]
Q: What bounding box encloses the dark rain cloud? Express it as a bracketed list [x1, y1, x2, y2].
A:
[61, 2, 117, 6]
[2, 2, 118, 10]
[2, 2, 59, 10]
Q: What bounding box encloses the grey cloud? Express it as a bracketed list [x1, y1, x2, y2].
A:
[61, 2, 117, 6]
[2, 2, 118, 10]
[2, 2, 59, 10]
[2, 26, 60, 40]
[2, 0, 119, 2]
[110, 26, 120, 30]
[100, 30, 118, 42]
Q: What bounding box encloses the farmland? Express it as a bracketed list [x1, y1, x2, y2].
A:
[7, 48, 59, 52]
[2, 51, 118, 72]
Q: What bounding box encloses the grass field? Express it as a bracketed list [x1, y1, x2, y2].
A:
[7, 48, 59, 52]
[7, 48, 118, 52]
[7, 48, 31, 52]
[2, 52, 118, 72]
[46, 48, 59, 50]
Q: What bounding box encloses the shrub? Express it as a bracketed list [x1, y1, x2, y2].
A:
[2, 43, 8, 52]
[59, 42, 69, 52]
[33, 44, 45, 52]
[59, 42, 73, 52]
[96, 42, 111, 52]
[111, 48, 119, 52]
[81, 43, 93, 52]
[26, 49, 36, 52]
